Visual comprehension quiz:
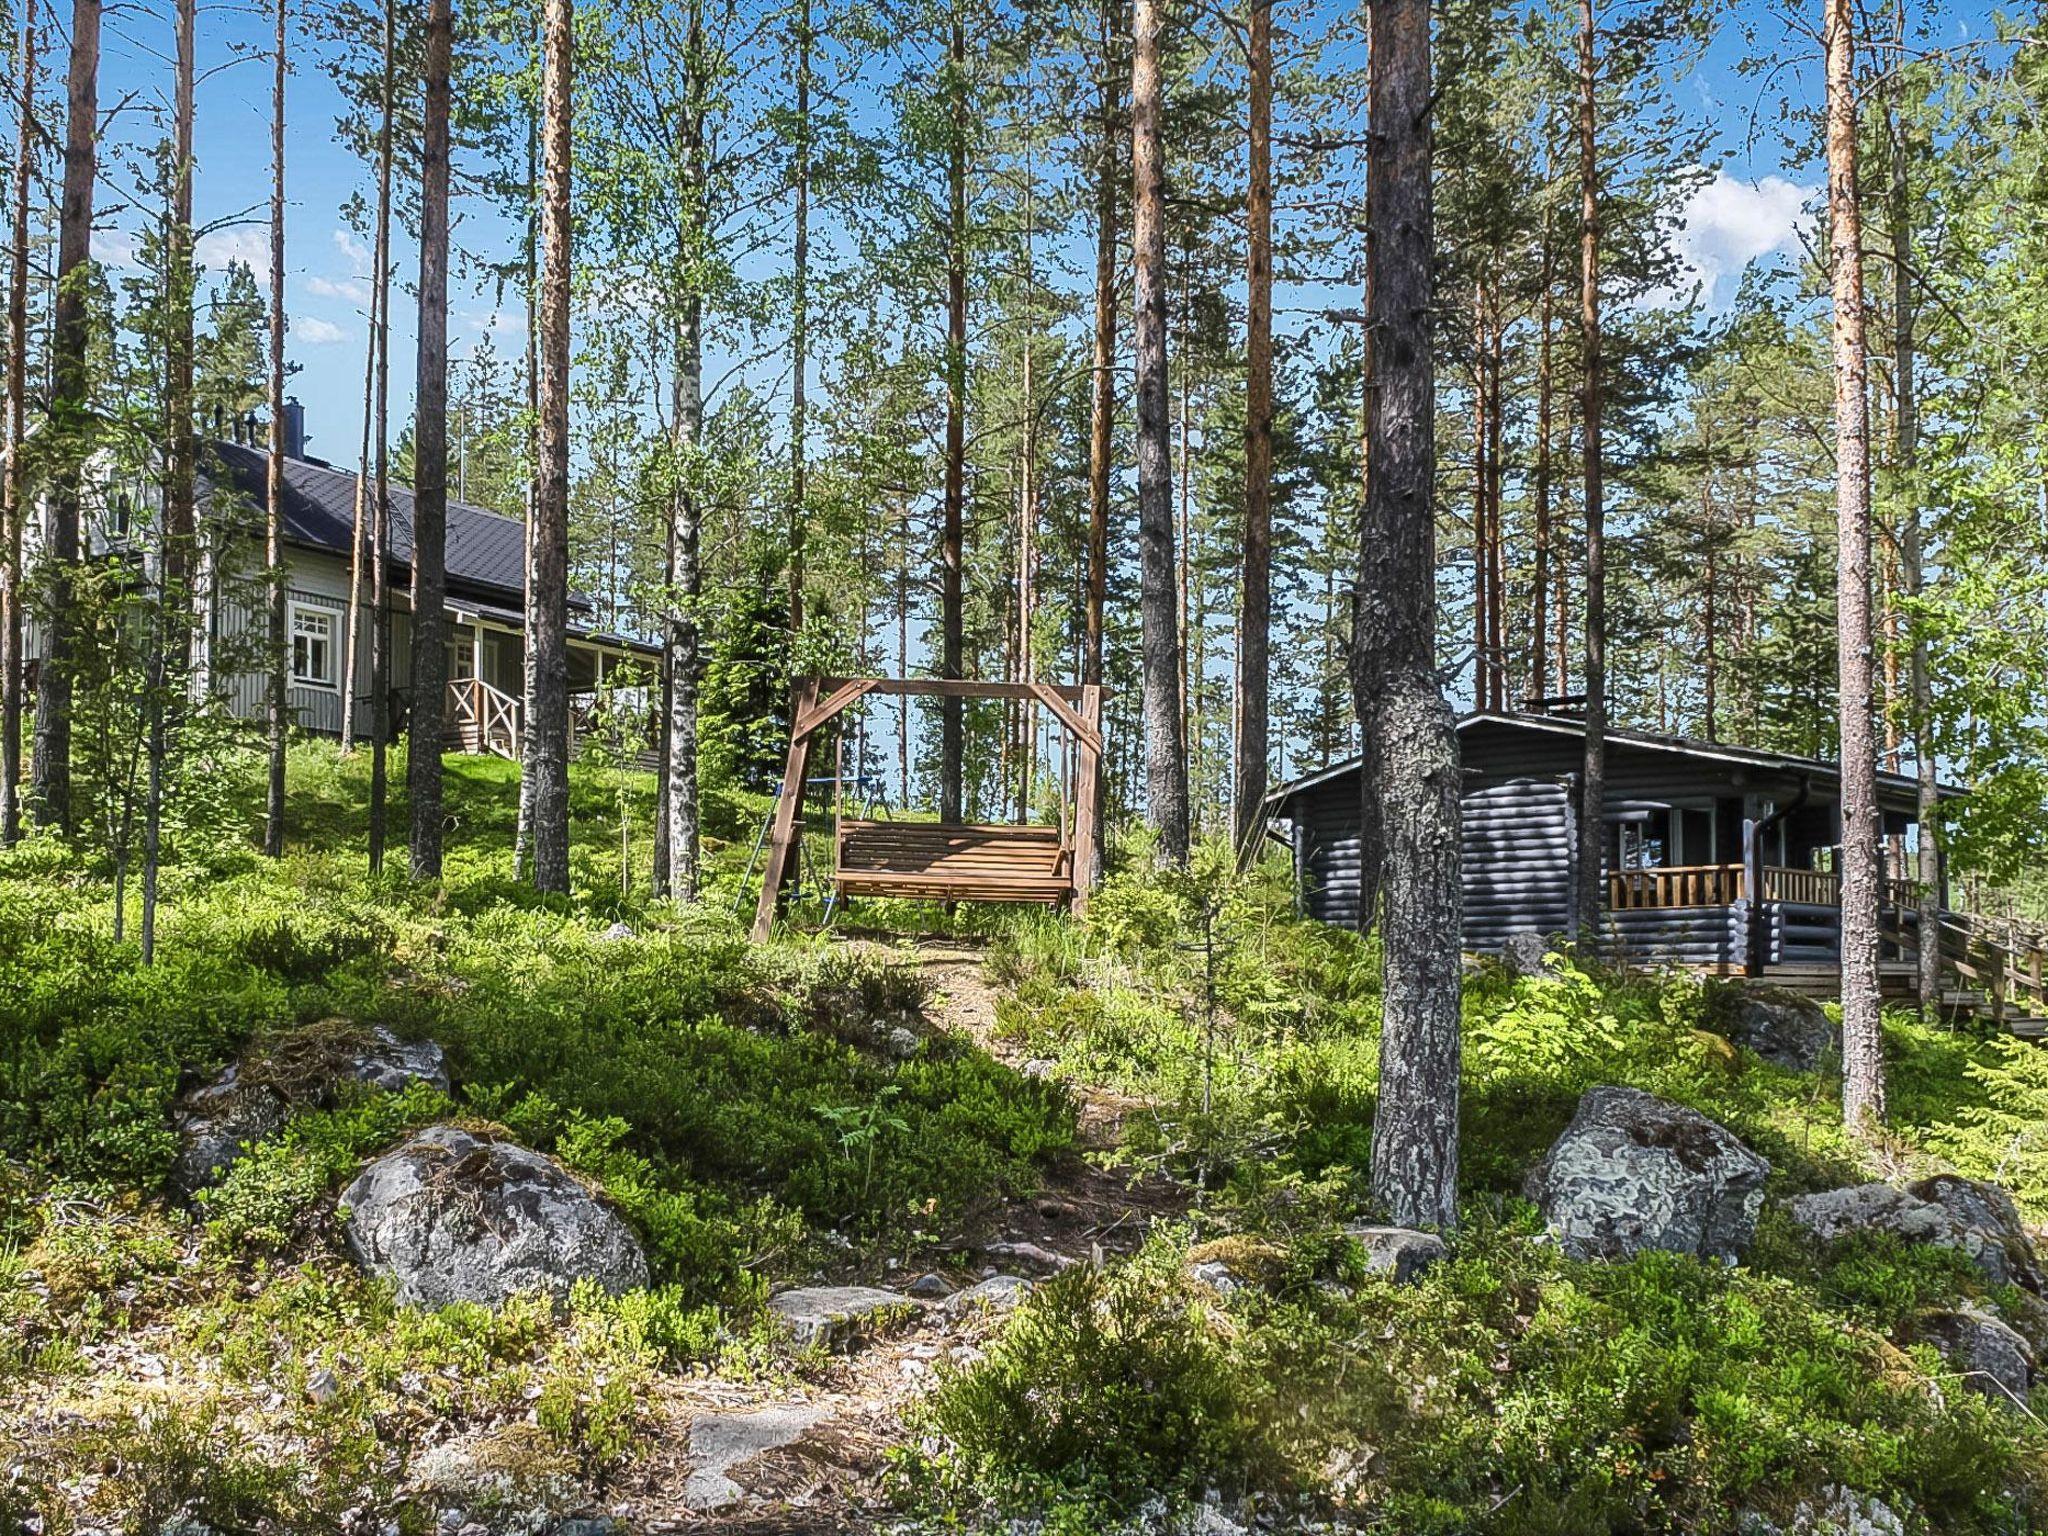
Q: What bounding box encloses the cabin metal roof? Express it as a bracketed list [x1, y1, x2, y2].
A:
[1267, 711, 1963, 809]
[200, 439, 583, 613]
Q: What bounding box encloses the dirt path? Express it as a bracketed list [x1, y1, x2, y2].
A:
[620, 937, 1188, 1533]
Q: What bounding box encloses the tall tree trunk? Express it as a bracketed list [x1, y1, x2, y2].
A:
[408, 0, 452, 879]
[514, 94, 538, 877]
[1572, 0, 1607, 937]
[664, 0, 704, 902]
[938, 8, 966, 823]
[1531, 208, 1552, 705]
[787, 0, 809, 639]
[528, 0, 574, 893]
[263, 0, 287, 855]
[1130, 0, 1188, 864]
[1470, 284, 1489, 709]
[1015, 94, 1037, 822]
[1485, 274, 1505, 711]
[340, 245, 377, 753]
[0, 0, 34, 845]
[1892, 44, 1938, 1014]
[1702, 455, 1719, 741]
[1352, 0, 1461, 1230]
[367, 0, 395, 872]
[1084, 0, 1114, 874]
[1234, 0, 1273, 852]
[1827, 0, 1883, 1129]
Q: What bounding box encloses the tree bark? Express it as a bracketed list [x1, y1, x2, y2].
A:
[1531, 212, 1553, 704]
[1234, 0, 1273, 853]
[1131, 0, 1188, 864]
[1085, 0, 1115, 703]
[340, 232, 377, 753]
[1352, 0, 1461, 1231]
[528, 0, 574, 893]
[32, 0, 96, 831]
[367, 0, 395, 871]
[263, 0, 287, 855]
[1573, 0, 1607, 937]
[664, 0, 705, 902]
[787, 0, 809, 639]
[938, 8, 966, 824]
[0, 0, 34, 845]
[408, 0, 452, 879]
[1826, 0, 1883, 1129]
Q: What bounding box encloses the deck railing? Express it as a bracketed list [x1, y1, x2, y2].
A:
[448, 676, 522, 760]
[1607, 863, 1924, 913]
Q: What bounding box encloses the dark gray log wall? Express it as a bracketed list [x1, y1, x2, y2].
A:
[1461, 778, 1574, 947]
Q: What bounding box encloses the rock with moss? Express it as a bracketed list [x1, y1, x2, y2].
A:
[1911, 1305, 2035, 1408]
[1787, 1174, 2042, 1291]
[1344, 1224, 1447, 1284]
[341, 1125, 649, 1308]
[169, 1067, 291, 1199]
[767, 1284, 919, 1349]
[1703, 984, 1837, 1073]
[1525, 1086, 1770, 1262]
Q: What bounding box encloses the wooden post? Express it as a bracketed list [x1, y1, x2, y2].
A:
[751, 677, 820, 942]
[1070, 683, 1102, 915]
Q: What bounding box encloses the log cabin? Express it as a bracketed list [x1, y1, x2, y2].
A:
[1264, 711, 2048, 1026]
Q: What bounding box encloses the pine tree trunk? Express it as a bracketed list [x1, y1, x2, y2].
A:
[407, 0, 452, 880]
[0, 0, 33, 846]
[263, 0, 287, 855]
[1573, 0, 1607, 938]
[367, 0, 395, 872]
[1083, 0, 1115, 876]
[514, 100, 538, 878]
[340, 243, 377, 753]
[1486, 277, 1505, 711]
[1531, 209, 1552, 704]
[939, 8, 966, 825]
[1015, 106, 1038, 823]
[1827, 0, 1884, 1128]
[1234, 0, 1273, 853]
[1130, 0, 1188, 865]
[788, 0, 809, 639]
[1352, 0, 1461, 1231]
[528, 0, 574, 893]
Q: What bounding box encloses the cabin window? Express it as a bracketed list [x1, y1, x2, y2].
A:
[290, 603, 338, 689]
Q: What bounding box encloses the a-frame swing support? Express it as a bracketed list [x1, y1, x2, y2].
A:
[749, 677, 1104, 943]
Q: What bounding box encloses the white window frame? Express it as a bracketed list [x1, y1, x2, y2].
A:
[289, 601, 339, 691]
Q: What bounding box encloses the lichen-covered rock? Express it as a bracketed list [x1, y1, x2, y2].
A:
[941, 1273, 1033, 1317]
[169, 1068, 290, 1199]
[347, 1025, 451, 1095]
[1912, 1305, 2035, 1408]
[1525, 1086, 1770, 1262]
[767, 1284, 918, 1349]
[408, 1423, 582, 1535]
[1706, 984, 1837, 1073]
[1344, 1224, 1447, 1284]
[1787, 1175, 2043, 1292]
[341, 1126, 648, 1309]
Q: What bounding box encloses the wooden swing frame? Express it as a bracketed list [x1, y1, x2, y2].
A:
[749, 676, 1105, 942]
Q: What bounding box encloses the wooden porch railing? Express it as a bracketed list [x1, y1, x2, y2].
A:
[1607, 864, 1924, 913]
[448, 676, 522, 760]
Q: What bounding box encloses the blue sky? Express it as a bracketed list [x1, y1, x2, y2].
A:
[66, 0, 1994, 466]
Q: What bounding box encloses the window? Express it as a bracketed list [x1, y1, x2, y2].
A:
[291, 604, 338, 689]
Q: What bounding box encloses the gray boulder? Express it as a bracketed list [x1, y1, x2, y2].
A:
[1709, 985, 1837, 1073]
[348, 1026, 451, 1095]
[1344, 1224, 1446, 1284]
[1787, 1175, 2043, 1291]
[169, 1067, 290, 1198]
[767, 1284, 917, 1349]
[1525, 1086, 1771, 1262]
[1502, 932, 1555, 978]
[942, 1273, 1033, 1318]
[342, 1126, 648, 1308]
[1912, 1305, 2035, 1408]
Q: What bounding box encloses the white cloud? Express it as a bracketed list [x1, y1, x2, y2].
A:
[196, 225, 270, 272]
[295, 316, 350, 346]
[92, 227, 140, 269]
[306, 273, 370, 305]
[1676, 171, 1811, 304]
[332, 227, 371, 267]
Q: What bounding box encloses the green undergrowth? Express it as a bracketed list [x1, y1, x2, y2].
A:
[899, 1224, 2044, 1535]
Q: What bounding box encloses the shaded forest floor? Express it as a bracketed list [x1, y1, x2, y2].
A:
[2, 742, 2046, 1533]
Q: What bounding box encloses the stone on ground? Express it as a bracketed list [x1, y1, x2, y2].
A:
[1706, 984, 1837, 1073]
[1344, 1224, 1447, 1284]
[1787, 1175, 2043, 1291]
[982, 1237, 1074, 1274]
[767, 1284, 918, 1349]
[1913, 1305, 2035, 1407]
[169, 1068, 290, 1198]
[341, 1125, 649, 1308]
[1525, 1085, 1770, 1262]
[349, 1025, 452, 1095]
[942, 1273, 1033, 1317]
[683, 1404, 828, 1510]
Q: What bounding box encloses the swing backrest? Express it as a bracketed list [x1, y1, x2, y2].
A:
[835, 819, 1073, 904]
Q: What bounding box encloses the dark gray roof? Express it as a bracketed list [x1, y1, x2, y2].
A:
[1270, 710, 1963, 808]
[201, 439, 574, 611]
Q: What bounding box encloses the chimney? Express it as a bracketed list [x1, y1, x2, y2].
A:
[282, 398, 306, 460]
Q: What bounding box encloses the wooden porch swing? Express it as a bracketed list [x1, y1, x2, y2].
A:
[748, 677, 1105, 942]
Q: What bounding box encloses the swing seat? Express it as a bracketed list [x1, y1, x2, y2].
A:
[835, 820, 1074, 905]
